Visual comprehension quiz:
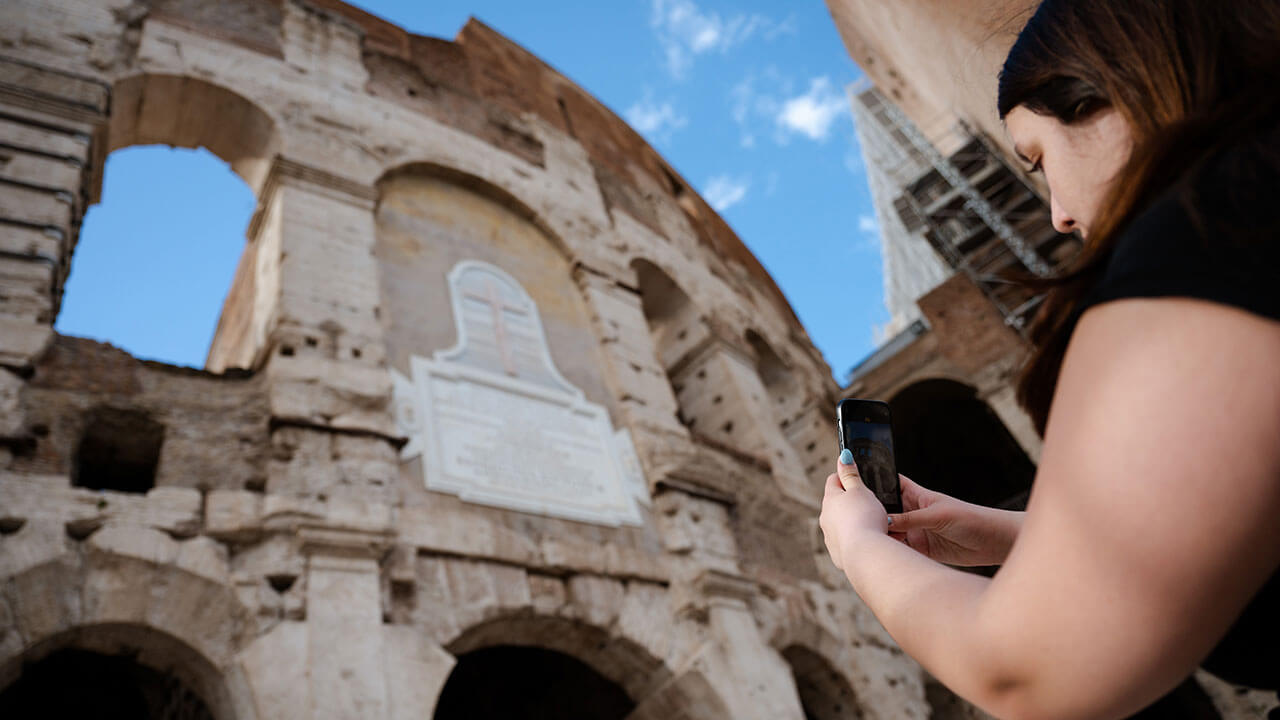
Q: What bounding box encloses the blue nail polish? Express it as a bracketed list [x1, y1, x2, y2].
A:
[839, 448, 853, 465]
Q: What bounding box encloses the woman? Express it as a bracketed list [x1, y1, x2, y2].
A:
[819, 1, 1280, 718]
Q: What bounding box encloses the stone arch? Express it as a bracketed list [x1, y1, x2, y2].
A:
[782, 645, 863, 720]
[0, 532, 253, 720]
[439, 613, 731, 720]
[745, 329, 834, 482]
[60, 72, 282, 369]
[888, 377, 1035, 510]
[374, 164, 619, 422]
[631, 258, 713, 396]
[375, 161, 571, 260]
[767, 616, 865, 720]
[107, 73, 280, 192]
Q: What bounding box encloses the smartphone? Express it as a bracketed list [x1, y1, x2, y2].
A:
[836, 398, 903, 514]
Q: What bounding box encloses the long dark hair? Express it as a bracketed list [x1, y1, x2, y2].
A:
[997, 0, 1280, 437]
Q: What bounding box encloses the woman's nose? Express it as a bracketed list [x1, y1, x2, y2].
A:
[1050, 195, 1077, 234]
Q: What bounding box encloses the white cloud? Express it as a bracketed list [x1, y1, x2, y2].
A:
[650, 0, 794, 79]
[853, 213, 882, 254]
[625, 94, 688, 141]
[702, 174, 751, 212]
[777, 76, 849, 142]
[729, 69, 788, 148]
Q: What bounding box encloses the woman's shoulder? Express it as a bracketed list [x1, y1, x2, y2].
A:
[1079, 123, 1280, 324]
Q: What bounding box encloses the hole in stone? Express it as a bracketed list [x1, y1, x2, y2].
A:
[244, 476, 266, 492]
[280, 345, 295, 357]
[721, 421, 734, 435]
[352, 348, 362, 358]
[73, 407, 163, 494]
[677, 329, 687, 340]
[31, 424, 49, 437]
[0, 517, 26, 535]
[712, 395, 722, 405]
[806, 441, 816, 452]
[65, 517, 104, 541]
[267, 574, 298, 594]
[406, 87, 417, 97]
[304, 336, 318, 347]
[697, 369, 706, 379]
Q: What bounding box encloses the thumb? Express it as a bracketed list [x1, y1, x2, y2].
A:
[836, 448, 862, 491]
[887, 504, 944, 532]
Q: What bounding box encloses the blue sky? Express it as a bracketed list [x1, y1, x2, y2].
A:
[56, 0, 886, 382]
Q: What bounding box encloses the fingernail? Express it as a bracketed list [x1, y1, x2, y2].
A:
[839, 449, 853, 465]
[886, 515, 894, 526]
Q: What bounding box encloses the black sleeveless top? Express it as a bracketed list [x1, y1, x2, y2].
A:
[1065, 122, 1280, 691]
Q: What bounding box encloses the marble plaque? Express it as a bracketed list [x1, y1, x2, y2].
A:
[392, 260, 648, 526]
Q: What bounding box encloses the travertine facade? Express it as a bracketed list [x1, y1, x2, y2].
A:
[0, 0, 989, 717]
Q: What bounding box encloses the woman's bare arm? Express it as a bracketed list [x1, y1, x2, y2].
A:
[836, 297, 1280, 719]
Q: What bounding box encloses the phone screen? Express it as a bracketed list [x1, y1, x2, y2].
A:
[842, 420, 901, 512]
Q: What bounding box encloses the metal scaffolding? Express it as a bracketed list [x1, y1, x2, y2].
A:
[850, 83, 1081, 331]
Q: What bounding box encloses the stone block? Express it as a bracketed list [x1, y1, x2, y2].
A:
[85, 524, 179, 566]
[266, 357, 395, 436]
[237, 621, 312, 720]
[382, 627, 456, 720]
[0, 317, 53, 368]
[205, 489, 264, 540]
[0, 517, 71, 582]
[566, 574, 624, 628]
[174, 535, 231, 585]
[6, 551, 82, 649]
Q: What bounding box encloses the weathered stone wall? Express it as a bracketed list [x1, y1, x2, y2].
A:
[0, 0, 942, 718]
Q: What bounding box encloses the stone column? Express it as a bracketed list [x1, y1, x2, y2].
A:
[670, 335, 816, 508]
[0, 57, 107, 370]
[694, 569, 808, 720]
[299, 526, 392, 720]
[573, 264, 688, 435]
[216, 158, 401, 502]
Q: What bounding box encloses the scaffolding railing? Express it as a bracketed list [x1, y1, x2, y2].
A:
[850, 82, 1079, 331]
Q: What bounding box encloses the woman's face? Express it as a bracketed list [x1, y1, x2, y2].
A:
[1004, 105, 1133, 239]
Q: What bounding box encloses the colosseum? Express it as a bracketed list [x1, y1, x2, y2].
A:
[0, 0, 1270, 718]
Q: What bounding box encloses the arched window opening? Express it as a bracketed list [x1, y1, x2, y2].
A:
[433, 645, 635, 719]
[0, 647, 215, 720]
[888, 379, 1035, 511]
[54, 145, 253, 369]
[632, 259, 712, 430]
[781, 645, 862, 720]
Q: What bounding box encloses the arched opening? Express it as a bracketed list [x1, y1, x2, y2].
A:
[632, 261, 710, 380]
[55, 74, 277, 370]
[746, 330, 833, 480]
[888, 378, 1035, 510]
[632, 259, 714, 430]
[55, 145, 254, 368]
[781, 645, 862, 720]
[433, 645, 635, 719]
[0, 647, 215, 720]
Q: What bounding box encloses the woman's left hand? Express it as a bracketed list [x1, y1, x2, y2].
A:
[819, 451, 890, 573]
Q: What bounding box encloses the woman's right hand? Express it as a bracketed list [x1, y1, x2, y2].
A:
[887, 475, 1025, 567]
